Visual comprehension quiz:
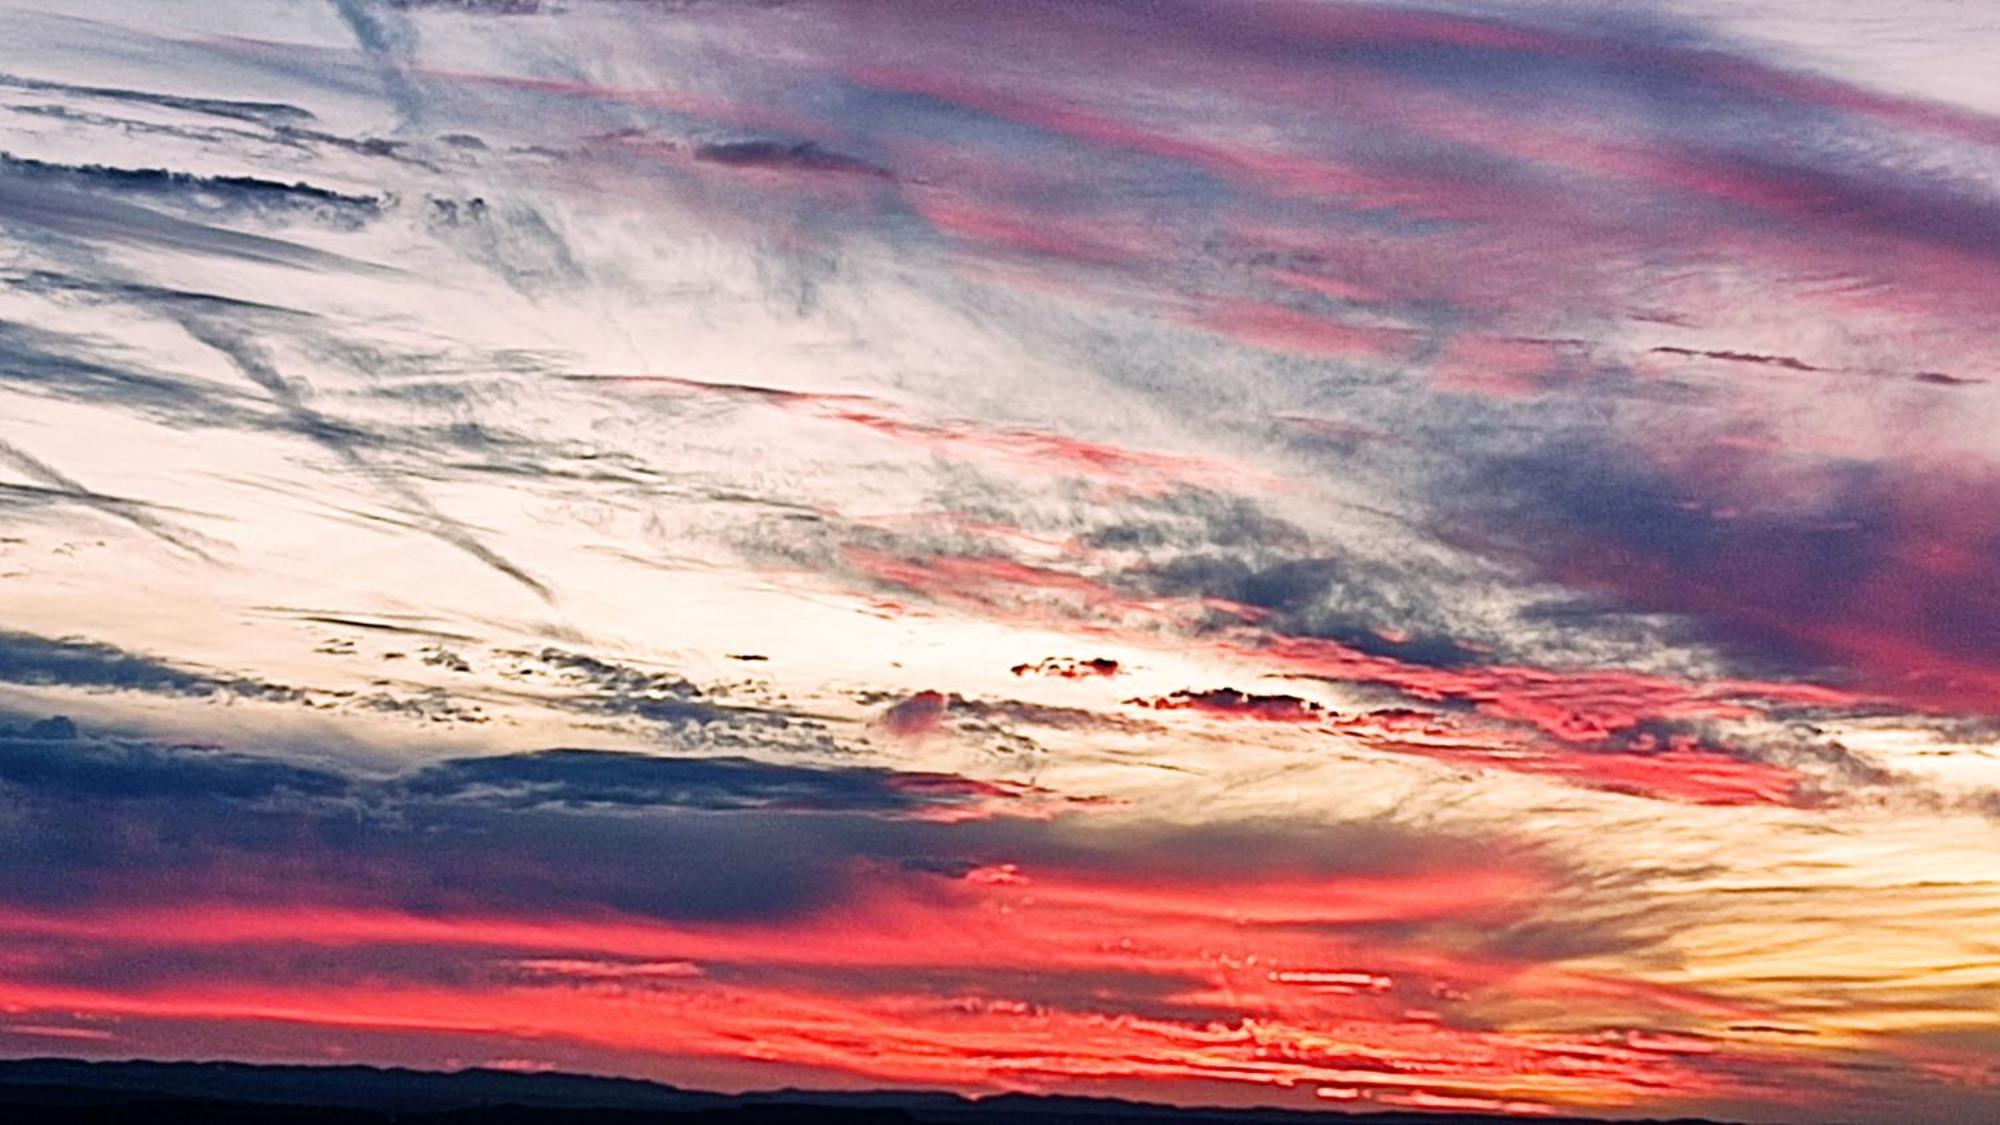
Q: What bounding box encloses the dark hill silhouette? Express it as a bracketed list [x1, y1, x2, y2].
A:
[0, 1058, 1752, 1125]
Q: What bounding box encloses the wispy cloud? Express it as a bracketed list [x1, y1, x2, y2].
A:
[2, 1, 1999, 1119]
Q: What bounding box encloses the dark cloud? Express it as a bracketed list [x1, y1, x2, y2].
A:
[0, 716, 1505, 925]
[0, 630, 297, 701]
[0, 153, 387, 228]
[693, 139, 892, 180]
[386, 0, 547, 11]
[1081, 495, 1309, 556]
[941, 695, 1148, 740]
[0, 726, 348, 803]
[289, 613, 478, 642]
[523, 647, 703, 700]
[1448, 436, 2000, 709]
[1136, 552, 1485, 668]
[1913, 371, 1983, 387]
[1648, 345, 1821, 372]
[0, 726, 949, 921]
[1010, 657, 1120, 679]
[398, 748, 1017, 815]
[0, 626, 833, 745]
[0, 72, 315, 126]
[0, 631, 507, 728]
[1060, 495, 1512, 668]
[1128, 688, 1326, 723]
[509, 647, 795, 729]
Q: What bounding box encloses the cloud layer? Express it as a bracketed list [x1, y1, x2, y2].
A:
[2, 1, 1999, 1121]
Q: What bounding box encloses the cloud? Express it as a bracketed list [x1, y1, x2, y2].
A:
[0, 438, 217, 560]
[0, 71, 316, 127]
[0, 630, 297, 701]
[0, 724, 348, 803]
[0, 720, 1812, 1113]
[175, 315, 552, 601]
[1, 1, 1998, 1118]
[1010, 657, 1120, 680]
[1447, 436, 2000, 714]
[0, 721, 1090, 923]
[0, 154, 387, 227]
[397, 748, 1049, 817]
[328, 0, 426, 124]
[876, 689, 948, 738]
[692, 139, 891, 180]
[1127, 688, 1326, 723]
[0, 166, 385, 272]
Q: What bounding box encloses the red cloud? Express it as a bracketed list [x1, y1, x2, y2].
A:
[1331, 711, 1804, 807]
[0, 842, 1833, 1115]
[1183, 299, 1414, 361]
[878, 689, 949, 738]
[840, 544, 1848, 804]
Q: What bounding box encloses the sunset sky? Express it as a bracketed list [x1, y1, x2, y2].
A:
[2, 1, 2000, 1121]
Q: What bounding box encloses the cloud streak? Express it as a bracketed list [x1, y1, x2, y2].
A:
[2, 1, 1999, 1120]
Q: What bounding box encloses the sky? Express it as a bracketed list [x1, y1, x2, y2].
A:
[1, 1, 1998, 1120]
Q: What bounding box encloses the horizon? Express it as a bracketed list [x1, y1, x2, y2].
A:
[0, 1056, 1756, 1122]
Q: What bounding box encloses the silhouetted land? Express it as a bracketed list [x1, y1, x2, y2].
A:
[0, 1058, 1749, 1125]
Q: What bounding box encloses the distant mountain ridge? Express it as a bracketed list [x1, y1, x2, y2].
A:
[0, 1058, 1748, 1124]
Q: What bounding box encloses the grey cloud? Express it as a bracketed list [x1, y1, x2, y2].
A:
[175, 316, 553, 601]
[0, 718, 1525, 930]
[0, 168, 387, 272]
[0, 437, 217, 560]
[693, 139, 892, 180]
[422, 195, 583, 293]
[509, 646, 806, 732]
[0, 727, 348, 803]
[0, 71, 315, 127]
[0, 630, 303, 702]
[329, 0, 427, 125]
[398, 748, 1005, 814]
[0, 153, 388, 228]
[0, 625, 807, 744]
[0, 726, 985, 923]
[0, 314, 288, 434]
